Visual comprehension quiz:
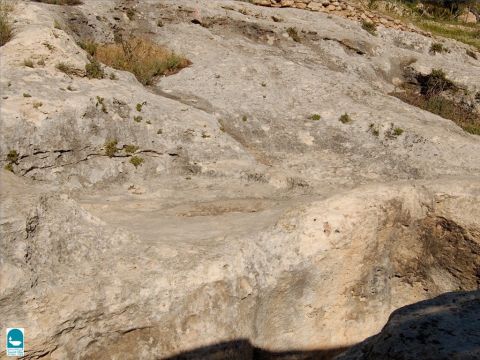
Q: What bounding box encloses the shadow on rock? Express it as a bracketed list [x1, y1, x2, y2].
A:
[164, 339, 350, 360]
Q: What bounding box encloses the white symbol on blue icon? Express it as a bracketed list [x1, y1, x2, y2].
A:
[6, 328, 24, 357]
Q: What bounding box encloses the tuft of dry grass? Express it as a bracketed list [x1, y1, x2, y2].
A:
[93, 38, 190, 85]
[361, 21, 377, 35]
[339, 113, 352, 124]
[56, 62, 76, 75]
[286, 27, 301, 42]
[429, 42, 448, 54]
[0, 0, 14, 47]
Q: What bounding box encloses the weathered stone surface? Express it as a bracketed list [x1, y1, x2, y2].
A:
[0, 0, 479, 359]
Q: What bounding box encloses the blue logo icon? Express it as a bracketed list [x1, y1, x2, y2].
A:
[6, 328, 24, 356]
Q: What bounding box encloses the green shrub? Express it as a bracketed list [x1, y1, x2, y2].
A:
[134, 116, 142, 123]
[130, 155, 144, 168]
[85, 59, 104, 79]
[124, 144, 139, 154]
[393, 127, 404, 136]
[104, 139, 118, 157]
[339, 113, 352, 124]
[33, 102, 43, 109]
[309, 114, 321, 121]
[136, 102, 146, 112]
[429, 42, 448, 54]
[23, 93, 32, 98]
[4, 162, 13, 172]
[369, 123, 379, 136]
[7, 149, 19, 163]
[96, 96, 107, 113]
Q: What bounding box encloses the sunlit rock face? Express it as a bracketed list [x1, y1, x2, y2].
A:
[0, 0, 479, 359]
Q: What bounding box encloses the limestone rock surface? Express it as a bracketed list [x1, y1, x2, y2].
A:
[0, 0, 479, 359]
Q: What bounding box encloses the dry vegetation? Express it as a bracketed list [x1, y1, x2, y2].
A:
[89, 38, 190, 85]
[393, 69, 480, 135]
[371, 0, 480, 50]
[0, 0, 13, 47]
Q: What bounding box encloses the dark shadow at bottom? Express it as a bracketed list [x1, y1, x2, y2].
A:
[164, 339, 350, 360]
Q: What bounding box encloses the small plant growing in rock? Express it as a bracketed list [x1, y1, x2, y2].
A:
[104, 139, 118, 157]
[369, 123, 379, 136]
[146, 120, 151, 124]
[385, 124, 404, 139]
[85, 59, 104, 79]
[37, 59, 45, 66]
[309, 114, 321, 121]
[286, 27, 301, 42]
[134, 116, 142, 123]
[393, 127, 404, 136]
[130, 155, 144, 168]
[136, 101, 146, 112]
[261, 82, 267, 87]
[23, 59, 34, 68]
[361, 21, 376, 35]
[33, 102, 43, 109]
[23, 93, 31, 98]
[56, 62, 76, 75]
[96, 96, 107, 113]
[7, 149, 19, 164]
[78, 39, 97, 56]
[109, 73, 118, 80]
[430, 42, 448, 54]
[157, 129, 163, 134]
[157, 20, 164, 27]
[339, 113, 352, 124]
[124, 144, 139, 154]
[53, 19, 62, 29]
[43, 42, 54, 51]
[4, 162, 13, 172]
[242, 115, 247, 122]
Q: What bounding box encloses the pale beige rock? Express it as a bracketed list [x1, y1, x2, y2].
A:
[458, 11, 477, 24]
[0, 0, 480, 359]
